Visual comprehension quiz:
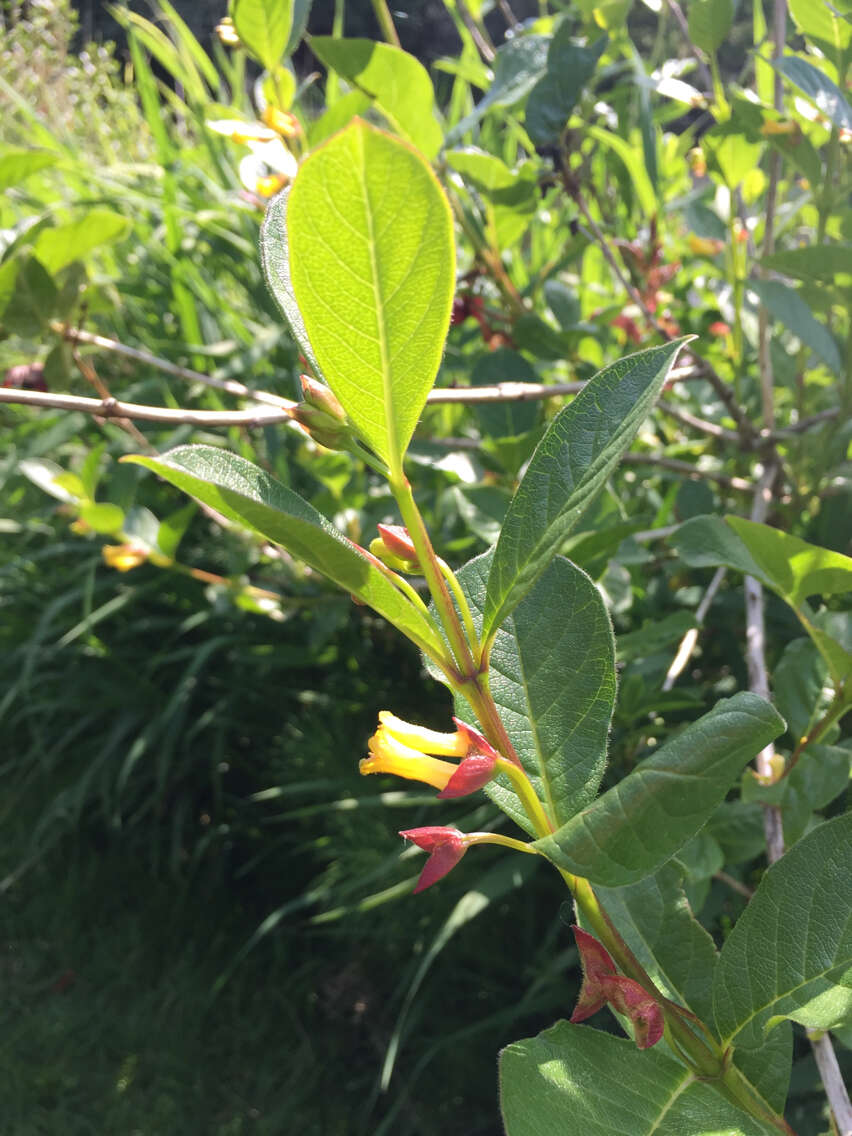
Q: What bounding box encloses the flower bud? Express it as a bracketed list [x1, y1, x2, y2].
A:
[102, 543, 149, 572]
[570, 926, 664, 1049]
[399, 826, 467, 892]
[300, 375, 345, 421]
[376, 524, 418, 565]
[262, 105, 301, 137]
[216, 17, 240, 46]
[687, 234, 724, 257]
[291, 403, 350, 449]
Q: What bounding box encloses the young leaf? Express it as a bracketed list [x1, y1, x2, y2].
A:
[32, 210, 131, 275]
[284, 119, 454, 474]
[123, 446, 446, 658]
[0, 146, 57, 191]
[748, 278, 842, 375]
[500, 1021, 777, 1135]
[714, 813, 852, 1049]
[449, 552, 616, 834]
[483, 339, 689, 640]
[310, 38, 442, 158]
[231, 0, 292, 72]
[533, 693, 785, 886]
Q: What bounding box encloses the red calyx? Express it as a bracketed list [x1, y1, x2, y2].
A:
[399, 826, 467, 893]
[570, 925, 664, 1049]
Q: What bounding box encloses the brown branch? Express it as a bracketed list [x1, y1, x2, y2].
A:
[664, 0, 714, 93]
[658, 401, 741, 443]
[808, 1030, 852, 1136]
[770, 408, 841, 437]
[662, 566, 727, 690]
[428, 380, 585, 404]
[0, 387, 295, 427]
[621, 452, 753, 492]
[713, 870, 754, 899]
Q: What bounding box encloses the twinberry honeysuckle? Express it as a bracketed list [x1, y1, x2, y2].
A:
[399, 826, 467, 893]
[570, 926, 664, 1050]
[359, 712, 498, 799]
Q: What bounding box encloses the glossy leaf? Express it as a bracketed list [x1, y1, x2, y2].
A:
[310, 38, 441, 158]
[483, 340, 688, 640]
[500, 1021, 776, 1135]
[525, 31, 607, 146]
[231, 0, 292, 72]
[284, 120, 454, 473]
[123, 446, 446, 657]
[748, 278, 841, 375]
[533, 693, 785, 886]
[444, 551, 615, 835]
[714, 813, 852, 1048]
[772, 54, 852, 130]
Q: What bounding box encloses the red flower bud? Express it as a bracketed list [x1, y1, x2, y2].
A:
[299, 375, 345, 421]
[437, 752, 497, 799]
[570, 926, 664, 1049]
[376, 523, 418, 565]
[451, 297, 469, 325]
[399, 826, 467, 892]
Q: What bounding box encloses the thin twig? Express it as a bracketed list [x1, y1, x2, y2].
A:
[51, 322, 295, 410]
[808, 1031, 852, 1136]
[662, 566, 726, 690]
[770, 408, 841, 437]
[744, 461, 785, 863]
[664, 0, 714, 93]
[658, 401, 741, 443]
[713, 870, 754, 899]
[455, 0, 495, 61]
[621, 452, 753, 492]
[428, 380, 585, 404]
[0, 387, 295, 427]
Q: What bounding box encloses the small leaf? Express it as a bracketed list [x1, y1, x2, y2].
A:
[714, 813, 852, 1048]
[310, 38, 442, 158]
[748, 278, 842, 375]
[533, 693, 785, 886]
[0, 146, 57, 191]
[32, 210, 130, 275]
[500, 1021, 777, 1135]
[283, 120, 455, 473]
[231, 0, 292, 72]
[79, 502, 125, 535]
[687, 0, 735, 55]
[525, 30, 607, 147]
[123, 446, 446, 657]
[772, 54, 852, 130]
[483, 340, 689, 640]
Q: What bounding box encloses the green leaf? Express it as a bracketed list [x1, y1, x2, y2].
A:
[596, 863, 718, 1022]
[483, 340, 689, 640]
[123, 446, 446, 658]
[714, 813, 852, 1048]
[260, 188, 325, 381]
[156, 501, 197, 560]
[79, 502, 125, 535]
[451, 552, 615, 834]
[525, 30, 607, 147]
[762, 243, 852, 285]
[500, 1021, 777, 1135]
[772, 54, 852, 130]
[671, 516, 852, 684]
[585, 125, 658, 216]
[1, 257, 57, 336]
[533, 693, 785, 886]
[310, 38, 441, 158]
[748, 278, 842, 374]
[231, 0, 292, 72]
[283, 119, 455, 473]
[0, 146, 57, 191]
[31, 210, 131, 275]
[445, 35, 550, 145]
[788, 0, 851, 66]
[687, 0, 735, 55]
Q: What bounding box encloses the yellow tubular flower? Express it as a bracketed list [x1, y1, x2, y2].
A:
[378, 711, 470, 758]
[261, 105, 301, 137]
[360, 727, 458, 790]
[102, 543, 148, 572]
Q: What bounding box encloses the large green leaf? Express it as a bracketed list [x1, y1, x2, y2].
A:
[533, 693, 785, 886]
[123, 446, 446, 658]
[283, 119, 454, 474]
[482, 340, 688, 640]
[500, 1022, 776, 1135]
[748, 278, 842, 375]
[671, 516, 852, 684]
[450, 552, 615, 834]
[525, 29, 607, 146]
[714, 813, 852, 1049]
[231, 0, 292, 72]
[772, 54, 852, 130]
[0, 146, 57, 191]
[762, 243, 852, 285]
[788, 0, 851, 66]
[310, 38, 442, 158]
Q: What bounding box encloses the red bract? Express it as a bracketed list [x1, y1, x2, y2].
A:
[570, 926, 664, 1049]
[377, 523, 418, 563]
[399, 826, 467, 893]
[437, 753, 497, 799]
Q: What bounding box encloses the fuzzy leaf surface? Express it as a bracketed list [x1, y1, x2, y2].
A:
[483, 340, 688, 640]
[124, 446, 444, 655]
[533, 693, 785, 886]
[714, 813, 852, 1049]
[500, 1021, 776, 1135]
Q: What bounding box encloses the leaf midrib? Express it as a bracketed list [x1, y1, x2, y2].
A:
[355, 127, 398, 474]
